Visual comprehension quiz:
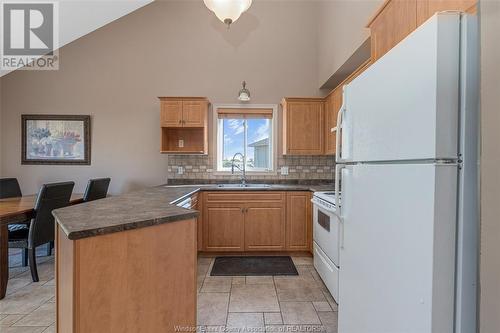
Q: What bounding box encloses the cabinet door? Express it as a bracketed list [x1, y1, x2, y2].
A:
[324, 89, 342, 155]
[204, 203, 244, 251]
[161, 100, 183, 127]
[286, 192, 311, 251]
[369, 0, 417, 61]
[285, 101, 324, 155]
[416, 0, 476, 26]
[244, 202, 285, 251]
[182, 101, 206, 127]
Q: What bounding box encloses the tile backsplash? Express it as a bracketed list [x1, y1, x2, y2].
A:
[166, 155, 335, 181]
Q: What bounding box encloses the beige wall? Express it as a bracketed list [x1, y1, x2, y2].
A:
[0, 0, 321, 195]
[317, 0, 382, 87]
[479, 1, 500, 332]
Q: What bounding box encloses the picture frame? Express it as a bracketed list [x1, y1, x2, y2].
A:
[21, 114, 91, 165]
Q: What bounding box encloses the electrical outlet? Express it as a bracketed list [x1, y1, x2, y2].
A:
[177, 166, 184, 175]
[281, 166, 289, 175]
[178, 139, 184, 148]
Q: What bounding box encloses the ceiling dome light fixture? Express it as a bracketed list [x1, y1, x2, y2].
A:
[203, 0, 252, 28]
[238, 81, 251, 102]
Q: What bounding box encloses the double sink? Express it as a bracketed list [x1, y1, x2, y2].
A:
[216, 183, 271, 189]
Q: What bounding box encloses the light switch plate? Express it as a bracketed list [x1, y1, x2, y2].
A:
[281, 166, 289, 175]
[178, 139, 184, 148]
[177, 166, 184, 175]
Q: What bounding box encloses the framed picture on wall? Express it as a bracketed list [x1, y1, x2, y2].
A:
[21, 115, 91, 165]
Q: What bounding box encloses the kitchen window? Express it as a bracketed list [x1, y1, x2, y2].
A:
[215, 105, 277, 173]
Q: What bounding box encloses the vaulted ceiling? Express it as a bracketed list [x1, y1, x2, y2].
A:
[0, 0, 153, 77]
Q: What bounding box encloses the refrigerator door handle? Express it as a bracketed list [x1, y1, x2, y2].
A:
[336, 99, 346, 163]
[336, 86, 350, 163]
[334, 164, 345, 219]
[336, 164, 348, 249]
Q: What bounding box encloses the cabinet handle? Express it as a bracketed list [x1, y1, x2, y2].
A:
[178, 120, 182, 124]
[241, 208, 244, 213]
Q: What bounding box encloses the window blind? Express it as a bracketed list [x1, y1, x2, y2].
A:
[217, 108, 273, 119]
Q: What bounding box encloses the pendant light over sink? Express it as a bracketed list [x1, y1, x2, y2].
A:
[203, 0, 252, 28]
[238, 81, 251, 102]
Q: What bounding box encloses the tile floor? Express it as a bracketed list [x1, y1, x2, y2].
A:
[2, 248, 56, 333]
[197, 255, 338, 333]
[2, 250, 338, 333]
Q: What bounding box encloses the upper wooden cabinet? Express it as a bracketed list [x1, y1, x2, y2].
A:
[323, 60, 372, 155]
[324, 88, 343, 155]
[417, 0, 477, 25]
[158, 97, 209, 154]
[282, 98, 324, 155]
[159, 97, 208, 128]
[367, 0, 418, 61]
[367, 0, 477, 61]
[160, 100, 183, 127]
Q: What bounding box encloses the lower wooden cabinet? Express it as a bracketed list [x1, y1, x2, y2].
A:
[245, 202, 286, 251]
[200, 191, 310, 252]
[204, 203, 245, 251]
[286, 192, 312, 251]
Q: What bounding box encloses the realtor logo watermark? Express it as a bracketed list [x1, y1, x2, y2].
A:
[1, 1, 59, 70]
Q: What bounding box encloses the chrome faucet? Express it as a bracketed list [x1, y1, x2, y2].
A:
[231, 152, 246, 186]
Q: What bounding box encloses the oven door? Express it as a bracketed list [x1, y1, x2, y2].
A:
[313, 202, 340, 267]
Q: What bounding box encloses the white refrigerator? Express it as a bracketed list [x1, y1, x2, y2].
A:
[335, 13, 479, 333]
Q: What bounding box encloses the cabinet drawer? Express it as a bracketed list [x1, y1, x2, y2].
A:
[205, 192, 285, 203]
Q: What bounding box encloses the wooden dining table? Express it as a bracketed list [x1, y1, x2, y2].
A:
[0, 194, 83, 300]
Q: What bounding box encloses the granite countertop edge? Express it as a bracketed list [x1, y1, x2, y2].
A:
[53, 182, 334, 241]
[57, 211, 199, 241]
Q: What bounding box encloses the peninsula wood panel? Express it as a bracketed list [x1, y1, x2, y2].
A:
[286, 192, 312, 251]
[368, 0, 417, 61]
[56, 226, 74, 333]
[282, 98, 324, 155]
[194, 193, 203, 251]
[56, 220, 196, 333]
[204, 203, 245, 251]
[244, 202, 286, 251]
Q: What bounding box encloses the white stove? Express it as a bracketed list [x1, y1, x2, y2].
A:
[312, 190, 341, 303]
[312, 191, 337, 211]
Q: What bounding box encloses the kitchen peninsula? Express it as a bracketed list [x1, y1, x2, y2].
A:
[52, 183, 332, 332]
[52, 186, 199, 333]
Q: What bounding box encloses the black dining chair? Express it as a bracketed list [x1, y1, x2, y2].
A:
[8, 181, 74, 282]
[0, 178, 30, 266]
[83, 178, 111, 202]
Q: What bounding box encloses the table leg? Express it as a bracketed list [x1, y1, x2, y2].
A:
[0, 225, 8, 299]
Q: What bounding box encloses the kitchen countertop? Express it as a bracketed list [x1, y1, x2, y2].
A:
[53, 182, 334, 241]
